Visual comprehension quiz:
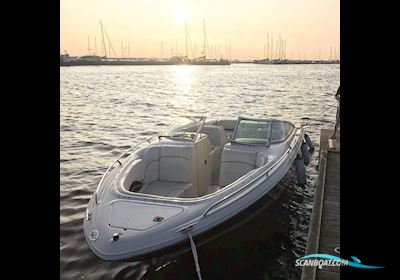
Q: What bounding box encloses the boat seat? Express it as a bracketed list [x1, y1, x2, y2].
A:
[200, 125, 228, 149]
[213, 119, 237, 131]
[219, 146, 266, 187]
[209, 119, 237, 140]
[200, 125, 228, 185]
[140, 181, 191, 198]
[139, 144, 198, 198]
[119, 159, 145, 191]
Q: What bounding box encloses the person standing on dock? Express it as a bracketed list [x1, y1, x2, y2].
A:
[330, 86, 340, 139]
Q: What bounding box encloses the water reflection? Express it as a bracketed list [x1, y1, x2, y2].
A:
[174, 65, 192, 92]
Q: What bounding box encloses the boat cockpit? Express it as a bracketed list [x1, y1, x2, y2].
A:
[117, 116, 295, 199]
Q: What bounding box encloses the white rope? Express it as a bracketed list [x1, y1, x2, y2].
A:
[187, 229, 203, 280]
[302, 100, 338, 128]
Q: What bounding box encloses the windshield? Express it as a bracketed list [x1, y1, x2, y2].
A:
[232, 119, 271, 146]
[270, 121, 295, 142]
[163, 117, 205, 140]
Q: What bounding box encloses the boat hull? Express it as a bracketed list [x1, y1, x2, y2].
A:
[104, 171, 293, 262]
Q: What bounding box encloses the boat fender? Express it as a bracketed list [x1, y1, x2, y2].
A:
[301, 141, 310, 165]
[304, 134, 314, 153]
[295, 154, 307, 185]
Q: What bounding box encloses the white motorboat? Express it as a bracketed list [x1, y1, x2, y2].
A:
[83, 116, 307, 261]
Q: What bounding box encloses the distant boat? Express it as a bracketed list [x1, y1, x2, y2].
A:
[76, 55, 102, 62]
[253, 59, 274, 64]
[187, 58, 230, 65]
[60, 52, 77, 64]
[253, 59, 340, 65]
[60, 55, 104, 66]
[188, 19, 230, 65]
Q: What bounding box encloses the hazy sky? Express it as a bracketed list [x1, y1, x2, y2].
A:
[60, 0, 340, 60]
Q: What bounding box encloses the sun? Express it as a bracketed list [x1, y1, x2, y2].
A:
[172, 5, 190, 23]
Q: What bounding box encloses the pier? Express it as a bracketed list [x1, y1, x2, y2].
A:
[301, 129, 340, 280]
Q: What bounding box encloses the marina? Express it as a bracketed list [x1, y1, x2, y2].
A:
[61, 19, 231, 66]
[60, 55, 339, 66]
[60, 55, 230, 66]
[60, 19, 339, 67]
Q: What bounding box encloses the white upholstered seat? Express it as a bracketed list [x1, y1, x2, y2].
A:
[200, 125, 228, 185]
[200, 125, 228, 149]
[142, 181, 190, 198]
[139, 144, 198, 197]
[219, 145, 267, 187]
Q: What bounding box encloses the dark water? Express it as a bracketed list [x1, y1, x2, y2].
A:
[60, 64, 339, 279]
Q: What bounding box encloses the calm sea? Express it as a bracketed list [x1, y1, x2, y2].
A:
[60, 63, 340, 279]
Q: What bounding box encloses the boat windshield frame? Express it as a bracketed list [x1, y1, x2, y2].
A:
[160, 116, 206, 141]
[231, 117, 274, 147]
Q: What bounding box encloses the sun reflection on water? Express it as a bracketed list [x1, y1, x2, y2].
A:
[174, 65, 192, 92]
[172, 65, 194, 108]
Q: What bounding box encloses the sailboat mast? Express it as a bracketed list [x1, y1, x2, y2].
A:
[87, 36, 91, 54]
[334, 46, 336, 60]
[279, 35, 282, 60]
[263, 44, 266, 60]
[203, 19, 206, 58]
[185, 21, 188, 57]
[94, 37, 97, 55]
[100, 19, 107, 58]
[271, 37, 274, 60]
[282, 38, 285, 59]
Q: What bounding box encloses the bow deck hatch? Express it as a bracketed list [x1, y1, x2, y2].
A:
[109, 201, 184, 230]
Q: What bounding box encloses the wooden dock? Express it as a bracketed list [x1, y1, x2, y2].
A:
[301, 129, 340, 280]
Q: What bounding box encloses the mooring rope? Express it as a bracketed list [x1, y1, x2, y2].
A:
[187, 229, 203, 280]
[302, 100, 338, 128]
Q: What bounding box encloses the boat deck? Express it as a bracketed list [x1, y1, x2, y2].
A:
[301, 129, 340, 280]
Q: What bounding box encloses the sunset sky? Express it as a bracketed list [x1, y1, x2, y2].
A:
[60, 0, 340, 60]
